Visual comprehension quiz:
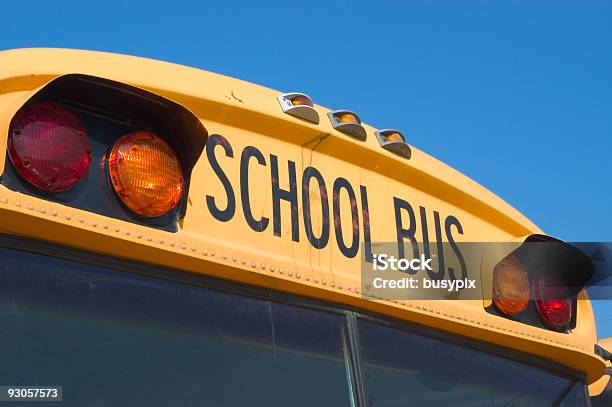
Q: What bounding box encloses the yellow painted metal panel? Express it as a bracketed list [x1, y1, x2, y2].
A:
[0, 48, 605, 384]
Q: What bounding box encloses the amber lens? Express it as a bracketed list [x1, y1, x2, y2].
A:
[492, 255, 530, 315]
[338, 113, 359, 123]
[108, 131, 183, 218]
[290, 95, 312, 107]
[384, 132, 404, 143]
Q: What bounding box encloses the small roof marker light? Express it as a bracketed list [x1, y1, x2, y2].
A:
[277, 92, 319, 124]
[375, 129, 412, 159]
[328, 110, 366, 141]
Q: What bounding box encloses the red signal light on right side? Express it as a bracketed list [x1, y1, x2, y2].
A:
[108, 131, 183, 218]
[8, 102, 91, 192]
[533, 276, 572, 329]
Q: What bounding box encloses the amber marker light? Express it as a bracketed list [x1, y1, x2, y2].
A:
[108, 131, 183, 218]
[277, 93, 319, 123]
[328, 110, 366, 141]
[338, 112, 359, 123]
[492, 255, 530, 316]
[374, 129, 411, 159]
[289, 94, 313, 107]
[384, 132, 404, 143]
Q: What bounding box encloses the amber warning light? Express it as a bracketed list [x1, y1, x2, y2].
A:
[492, 255, 530, 316]
[108, 131, 183, 218]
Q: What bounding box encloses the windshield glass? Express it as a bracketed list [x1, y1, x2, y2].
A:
[357, 319, 587, 406]
[0, 247, 355, 406]
[0, 244, 588, 406]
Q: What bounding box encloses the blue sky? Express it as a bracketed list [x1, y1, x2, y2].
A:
[1, 1, 611, 336]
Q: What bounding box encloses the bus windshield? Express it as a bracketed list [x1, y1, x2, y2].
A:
[0, 245, 588, 406]
[357, 319, 587, 406]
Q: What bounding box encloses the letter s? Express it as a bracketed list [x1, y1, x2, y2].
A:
[446, 215, 467, 280]
[206, 134, 235, 222]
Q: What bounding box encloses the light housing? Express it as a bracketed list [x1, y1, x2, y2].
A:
[492, 255, 530, 316]
[108, 131, 184, 218]
[484, 234, 595, 332]
[1, 74, 207, 232]
[277, 92, 319, 124]
[328, 110, 366, 141]
[7, 101, 91, 192]
[375, 129, 411, 159]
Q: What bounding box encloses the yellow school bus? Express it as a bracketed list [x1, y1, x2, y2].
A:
[0, 48, 609, 406]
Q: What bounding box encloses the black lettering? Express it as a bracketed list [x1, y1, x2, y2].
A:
[430, 211, 445, 280]
[361, 186, 373, 263]
[419, 206, 431, 260]
[205, 134, 235, 222]
[393, 197, 419, 270]
[446, 215, 467, 281]
[271, 155, 299, 242]
[333, 178, 359, 258]
[302, 167, 330, 249]
[240, 146, 269, 232]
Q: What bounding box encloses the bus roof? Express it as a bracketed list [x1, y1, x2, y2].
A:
[0, 48, 539, 236]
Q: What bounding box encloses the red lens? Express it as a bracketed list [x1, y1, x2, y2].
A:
[8, 102, 91, 192]
[533, 276, 572, 329]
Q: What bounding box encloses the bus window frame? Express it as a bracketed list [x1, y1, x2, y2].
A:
[0, 232, 591, 406]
